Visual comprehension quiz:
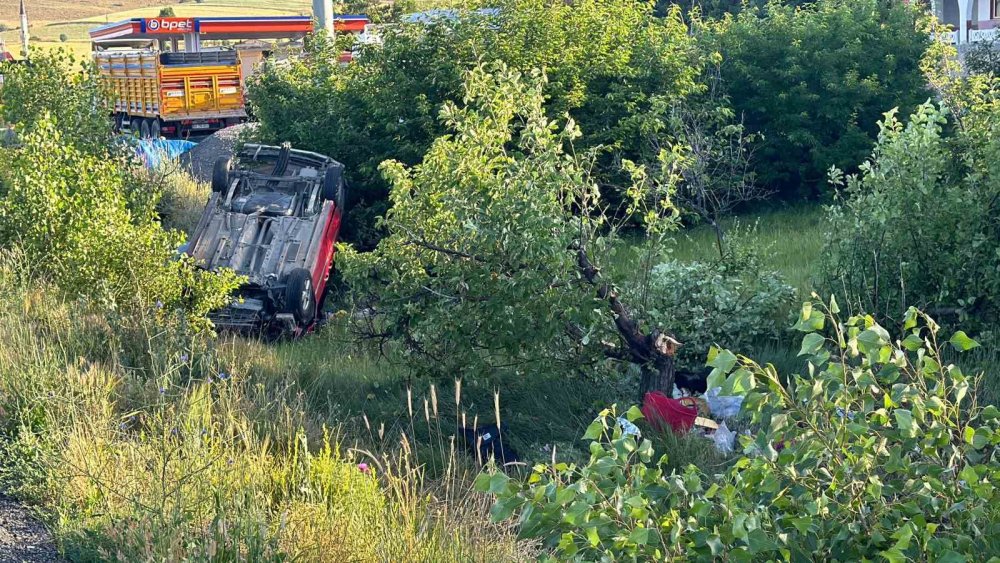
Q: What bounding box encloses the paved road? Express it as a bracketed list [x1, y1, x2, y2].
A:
[0, 496, 62, 563]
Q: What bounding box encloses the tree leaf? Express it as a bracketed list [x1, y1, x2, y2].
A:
[894, 409, 917, 438]
[949, 331, 980, 352]
[798, 333, 826, 357]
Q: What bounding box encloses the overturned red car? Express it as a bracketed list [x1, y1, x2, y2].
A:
[186, 143, 347, 337]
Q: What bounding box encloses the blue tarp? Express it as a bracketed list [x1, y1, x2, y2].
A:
[133, 139, 197, 169]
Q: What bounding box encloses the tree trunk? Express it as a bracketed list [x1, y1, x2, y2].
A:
[576, 247, 678, 402]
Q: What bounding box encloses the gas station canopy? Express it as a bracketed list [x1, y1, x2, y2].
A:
[90, 15, 369, 47]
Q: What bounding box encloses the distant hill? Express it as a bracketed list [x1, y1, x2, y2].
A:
[0, 1, 166, 25]
[0, 0, 312, 59]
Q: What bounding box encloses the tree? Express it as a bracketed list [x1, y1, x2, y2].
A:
[0, 51, 241, 326]
[340, 63, 685, 396]
[822, 94, 1000, 329]
[248, 0, 702, 248]
[0, 49, 109, 153]
[668, 66, 768, 256]
[703, 0, 931, 198]
[159, 7, 176, 17]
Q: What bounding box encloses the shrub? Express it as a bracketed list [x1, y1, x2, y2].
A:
[965, 36, 1000, 76]
[821, 99, 1000, 330]
[58, 33, 68, 43]
[158, 6, 176, 17]
[483, 302, 1000, 560]
[0, 49, 109, 152]
[341, 62, 688, 395]
[248, 0, 701, 248]
[704, 0, 931, 198]
[0, 49, 239, 327]
[0, 118, 240, 327]
[639, 240, 795, 370]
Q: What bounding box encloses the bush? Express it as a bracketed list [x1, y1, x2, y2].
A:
[248, 0, 701, 248]
[58, 33, 68, 43]
[639, 240, 795, 370]
[0, 49, 239, 327]
[822, 99, 1000, 330]
[0, 118, 240, 326]
[0, 49, 109, 152]
[483, 302, 1000, 560]
[158, 6, 176, 17]
[340, 62, 686, 394]
[965, 36, 1000, 77]
[704, 0, 931, 198]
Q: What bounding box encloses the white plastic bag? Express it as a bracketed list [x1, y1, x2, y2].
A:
[712, 421, 736, 454]
[705, 387, 744, 419]
[617, 417, 641, 438]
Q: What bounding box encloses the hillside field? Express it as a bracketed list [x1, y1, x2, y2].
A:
[0, 0, 312, 59]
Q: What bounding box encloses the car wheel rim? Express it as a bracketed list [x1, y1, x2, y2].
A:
[301, 281, 311, 313]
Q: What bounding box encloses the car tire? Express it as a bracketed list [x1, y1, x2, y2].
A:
[212, 157, 232, 193]
[282, 268, 316, 327]
[139, 119, 151, 139]
[322, 165, 348, 211]
[149, 118, 162, 139]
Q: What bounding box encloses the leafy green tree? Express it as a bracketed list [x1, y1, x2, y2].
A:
[159, 7, 176, 17]
[484, 303, 1000, 560]
[0, 49, 110, 153]
[704, 0, 931, 198]
[248, 0, 701, 248]
[654, 0, 814, 19]
[0, 52, 241, 327]
[822, 93, 1000, 330]
[340, 63, 686, 394]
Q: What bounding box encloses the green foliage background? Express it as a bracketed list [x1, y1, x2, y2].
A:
[703, 0, 931, 198]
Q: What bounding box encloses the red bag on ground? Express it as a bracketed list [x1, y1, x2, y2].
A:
[642, 391, 698, 433]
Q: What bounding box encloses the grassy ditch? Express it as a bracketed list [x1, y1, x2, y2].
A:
[0, 253, 532, 561]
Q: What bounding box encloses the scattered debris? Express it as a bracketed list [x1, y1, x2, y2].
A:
[711, 421, 736, 454]
[704, 387, 744, 419]
[617, 417, 641, 438]
[642, 391, 698, 433]
[460, 423, 520, 468]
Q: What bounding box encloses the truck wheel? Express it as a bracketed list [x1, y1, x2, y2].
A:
[212, 157, 232, 193]
[139, 119, 151, 140]
[149, 119, 162, 139]
[282, 268, 316, 326]
[322, 165, 348, 211]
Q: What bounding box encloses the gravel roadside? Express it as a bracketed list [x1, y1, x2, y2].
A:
[0, 496, 63, 563]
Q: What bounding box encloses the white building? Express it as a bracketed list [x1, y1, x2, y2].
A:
[933, 0, 1000, 44]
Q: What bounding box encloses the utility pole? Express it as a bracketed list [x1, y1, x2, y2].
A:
[19, 0, 29, 59]
[312, 0, 334, 35]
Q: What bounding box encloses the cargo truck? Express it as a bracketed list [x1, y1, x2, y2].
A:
[95, 49, 246, 138]
[90, 15, 369, 138]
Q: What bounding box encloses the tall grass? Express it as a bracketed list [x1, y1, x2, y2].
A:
[0, 252, 531, 561]
[149, 162, 212, 237]
[666, 205, 827, 294]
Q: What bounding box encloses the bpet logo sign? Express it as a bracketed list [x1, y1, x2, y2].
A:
[145, 18, 195, 34]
